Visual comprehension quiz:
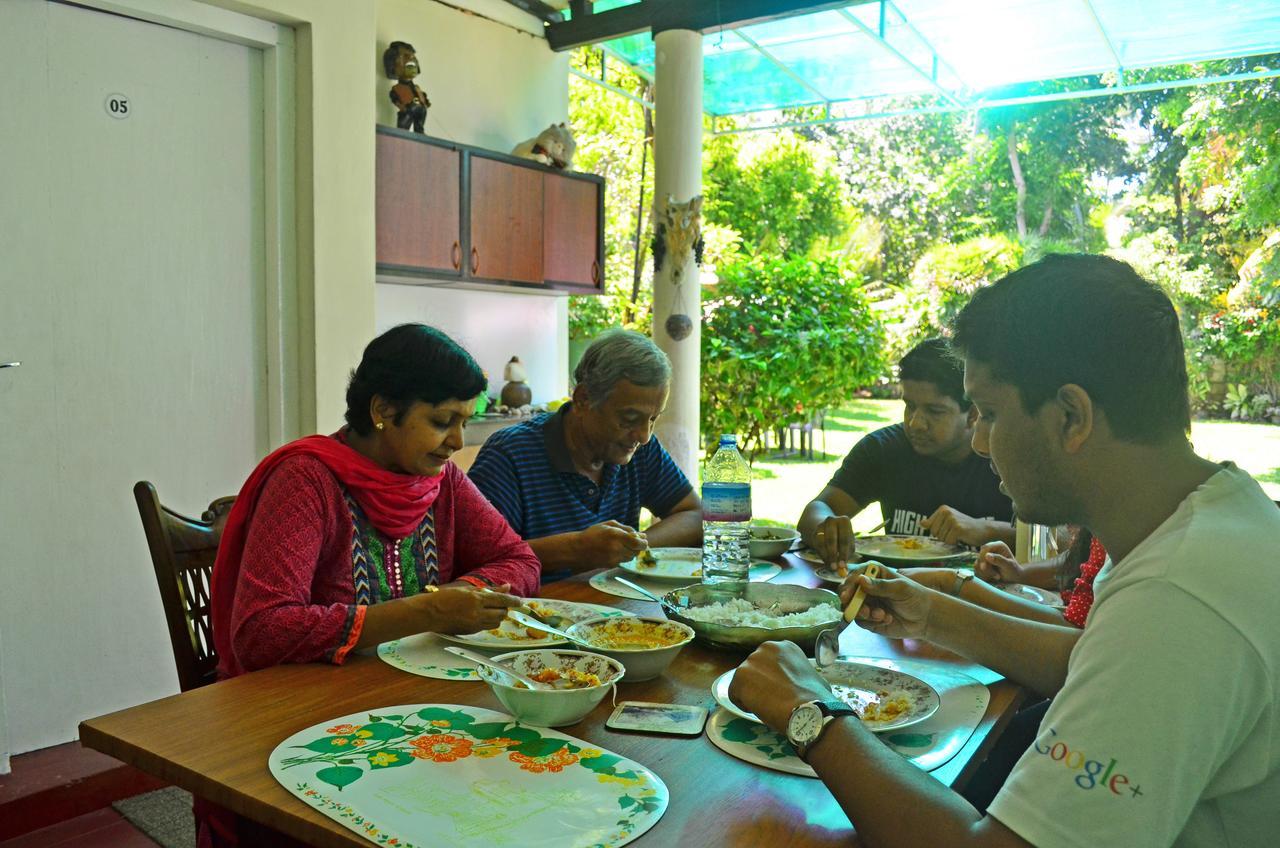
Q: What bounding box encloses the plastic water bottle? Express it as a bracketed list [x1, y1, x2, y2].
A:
[702, 434, 752, 583]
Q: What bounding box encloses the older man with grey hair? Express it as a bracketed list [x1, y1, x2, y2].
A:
[468, 329, 702, 577]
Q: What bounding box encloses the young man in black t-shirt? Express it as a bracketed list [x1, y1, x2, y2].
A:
[798, 338, 1014, 569]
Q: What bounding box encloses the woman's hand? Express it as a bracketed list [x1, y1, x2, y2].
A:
[837, 563, 935, 639]
[419, 586, 520, 634]
[728, 641, 835, 733]
[974, 541, 1025, 584]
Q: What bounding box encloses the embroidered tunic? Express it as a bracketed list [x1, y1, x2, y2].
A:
[223, 453, 540, 677]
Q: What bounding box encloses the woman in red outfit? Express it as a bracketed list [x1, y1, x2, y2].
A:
[202, 324, 540, 847]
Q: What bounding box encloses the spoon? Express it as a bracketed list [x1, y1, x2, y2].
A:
[442, 645, 550, 690]
[814, 628, 840, 669]
[612, 576, 667, 605]
[506, 610, 599, 648]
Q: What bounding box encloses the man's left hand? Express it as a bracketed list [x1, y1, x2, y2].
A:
[728, 641, 834, 733]
[921, 505, 984, 546]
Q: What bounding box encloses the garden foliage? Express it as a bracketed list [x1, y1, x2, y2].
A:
[701, 256, 885, 457]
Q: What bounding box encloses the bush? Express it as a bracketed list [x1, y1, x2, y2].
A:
[702, 256, 885, 458]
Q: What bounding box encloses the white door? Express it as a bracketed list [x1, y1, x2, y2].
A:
[0, 0, 271, 753]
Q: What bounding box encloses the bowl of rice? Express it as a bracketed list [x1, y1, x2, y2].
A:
[478, 649, 624, 727]
[658, 583, 842, 652]
[566, 616, 695, 682]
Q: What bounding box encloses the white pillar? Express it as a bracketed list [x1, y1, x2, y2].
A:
[652, 28, 703, 483]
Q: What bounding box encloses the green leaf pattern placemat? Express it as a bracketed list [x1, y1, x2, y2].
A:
[706, 658, 989, 779]
[270, 704, 668, 848]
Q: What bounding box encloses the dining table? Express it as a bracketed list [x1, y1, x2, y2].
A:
[80, 552, 1026, 847]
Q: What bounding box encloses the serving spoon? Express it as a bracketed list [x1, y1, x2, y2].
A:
[442, 645, 550, 690]
[612, 576, 667, 605]
[506, 610, 601, 648]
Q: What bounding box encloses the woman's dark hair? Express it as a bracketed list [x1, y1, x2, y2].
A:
[899, 338, 969, 409]
[952, 254, 1190, 445]
[344, 324, 486, 435]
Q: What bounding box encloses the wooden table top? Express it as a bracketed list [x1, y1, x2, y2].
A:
[80, 556, 1024, 847]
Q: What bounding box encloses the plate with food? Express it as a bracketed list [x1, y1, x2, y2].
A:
[438, 599, 625, 651]
[712, 660, 940, 733]
[617, 547, 705, 581]
[1000, 582, 1066, 610]
[849, 535, 971, 564]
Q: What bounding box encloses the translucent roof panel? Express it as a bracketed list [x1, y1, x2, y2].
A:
[597, 0, 1280, 116]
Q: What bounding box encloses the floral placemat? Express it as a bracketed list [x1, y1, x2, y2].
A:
[378, 634, 484, 681]
[589, 562, 782, 600]
[270, 704, 668, 848]
[706, 658, 989, 779]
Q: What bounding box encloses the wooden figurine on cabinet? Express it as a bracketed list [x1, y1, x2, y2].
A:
[383, 41, 431, 133]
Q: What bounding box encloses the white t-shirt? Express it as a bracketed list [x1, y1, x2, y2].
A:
[988, 464, 1280, 848]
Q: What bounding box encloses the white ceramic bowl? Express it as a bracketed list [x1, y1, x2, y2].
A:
[478, 649, 624, 727]
[565, 616, 695, 682]
[748, 525, 799, 559]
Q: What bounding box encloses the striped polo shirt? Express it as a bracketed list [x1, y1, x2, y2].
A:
[467, 404, 693, 543]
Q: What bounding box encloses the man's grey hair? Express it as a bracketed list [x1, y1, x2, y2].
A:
[573, 329, 672, 407]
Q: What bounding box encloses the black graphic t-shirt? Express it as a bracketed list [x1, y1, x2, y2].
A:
[828, 424, 1013, 536]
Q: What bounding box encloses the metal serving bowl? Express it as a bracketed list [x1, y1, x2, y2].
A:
[659, 582, 842, 653]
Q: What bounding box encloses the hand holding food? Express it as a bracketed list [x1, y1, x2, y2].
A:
[814, 515, 856, 570]
[974, 540, 1026, 584]
[920, 504, 982, 546]
[838, 563, 933, 639]
[580, 520, 649, 566]
[421, 586, 520, 634]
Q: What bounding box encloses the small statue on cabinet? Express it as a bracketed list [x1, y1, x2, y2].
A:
[499, 356, 533, 410]
[511, 123, 577, 170]
[382, 41, 431, 133]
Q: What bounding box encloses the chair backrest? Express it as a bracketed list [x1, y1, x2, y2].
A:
[133, 481, 234, 691]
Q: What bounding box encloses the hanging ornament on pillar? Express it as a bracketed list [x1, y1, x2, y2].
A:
[653, 194, 705, 343]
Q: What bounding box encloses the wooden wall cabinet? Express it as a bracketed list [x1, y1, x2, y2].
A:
[375, 126, 605, 293]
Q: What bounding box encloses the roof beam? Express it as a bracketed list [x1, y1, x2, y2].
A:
[836, 3, 963, 107]
[499, 0, 564, 26]
[1081, 0, 1125, 84]
[545, 0, 875, 52]
[733, 29, 834, 108]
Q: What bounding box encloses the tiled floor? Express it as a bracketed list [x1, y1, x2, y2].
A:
[0, 808, 157, 848]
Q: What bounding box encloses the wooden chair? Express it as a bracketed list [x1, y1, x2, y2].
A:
[133, 481, 235, 691]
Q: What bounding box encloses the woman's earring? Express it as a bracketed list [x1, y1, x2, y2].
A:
[375, 421, 385, 431]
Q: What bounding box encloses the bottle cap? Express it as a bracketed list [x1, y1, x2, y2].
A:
[719, 434, 736, 445]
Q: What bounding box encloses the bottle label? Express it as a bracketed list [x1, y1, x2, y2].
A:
[702, 482, 751, 522]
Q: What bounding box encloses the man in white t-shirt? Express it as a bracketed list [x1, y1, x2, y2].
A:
[729, 254, 1280, 847]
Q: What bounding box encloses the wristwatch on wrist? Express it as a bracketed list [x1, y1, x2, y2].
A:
[786, 697, 858, 761]
[951, 566, 975, 596]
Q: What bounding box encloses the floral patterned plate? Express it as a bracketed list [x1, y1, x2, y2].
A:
[712, 660, 940, 732]
[269, 704, 668, 848]
[438, 600, 625, 651]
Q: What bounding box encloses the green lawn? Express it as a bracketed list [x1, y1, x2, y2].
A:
[748, 400, 1280, 527]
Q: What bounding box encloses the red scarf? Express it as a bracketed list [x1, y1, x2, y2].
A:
[1061, 536, 1108, 629]
[210, 432, 442, 669]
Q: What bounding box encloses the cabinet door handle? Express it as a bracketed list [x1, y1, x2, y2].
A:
[591, 261, 600, 285]
[470, 246, 480, 275]
[451, 241, 461, 270]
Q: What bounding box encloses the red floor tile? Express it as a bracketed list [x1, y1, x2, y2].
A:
[0, 807, 157, 848]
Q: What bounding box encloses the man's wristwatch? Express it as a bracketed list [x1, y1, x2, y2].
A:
[786, 697, 858, 761]
[951, 566, 975, 596]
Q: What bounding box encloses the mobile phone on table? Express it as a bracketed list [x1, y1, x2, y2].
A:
[605, 701, 709, 736]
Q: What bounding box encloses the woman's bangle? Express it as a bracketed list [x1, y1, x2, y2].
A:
[456, 575, 488, 590]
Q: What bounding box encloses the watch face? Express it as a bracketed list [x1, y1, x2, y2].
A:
[786, 702, 823, 746]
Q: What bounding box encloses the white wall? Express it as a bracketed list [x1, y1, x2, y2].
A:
[375, 0, 571, 400]
[377, 283, 569, 403]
